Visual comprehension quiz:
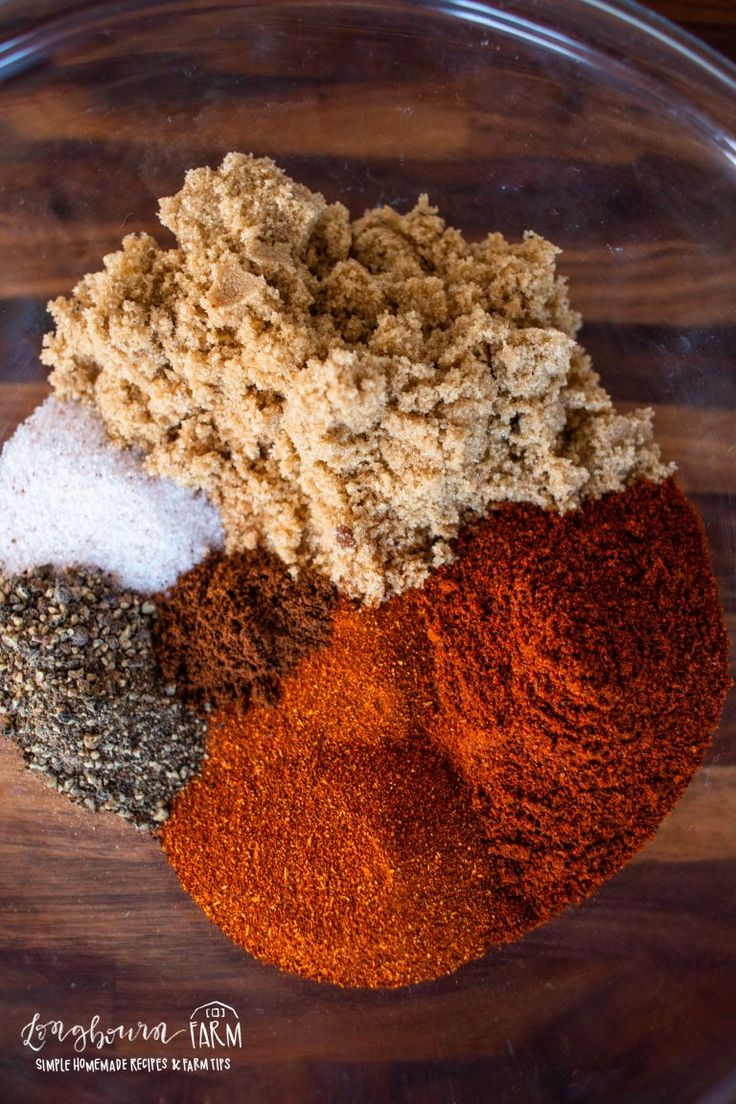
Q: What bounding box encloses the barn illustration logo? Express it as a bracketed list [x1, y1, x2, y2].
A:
[188, 1002, 242, 1049]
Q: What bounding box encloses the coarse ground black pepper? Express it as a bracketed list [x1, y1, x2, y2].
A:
[0, 566, 205, 830]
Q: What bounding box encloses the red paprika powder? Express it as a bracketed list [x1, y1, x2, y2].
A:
[426, 476, 731, 937]
[161, 477, 730, 988]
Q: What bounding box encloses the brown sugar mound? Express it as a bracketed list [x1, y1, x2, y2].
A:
[161, 478, 730, 987]
[43, 153, 670, 604]
[154, 549, 335, 711]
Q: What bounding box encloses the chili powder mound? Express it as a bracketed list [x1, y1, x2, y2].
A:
[425, 476, 731, 939]
[161, 477, 730, 989]
[164, 717, 498, 988]
[162, 595, 506, 988]
[154, 549, 335, 710]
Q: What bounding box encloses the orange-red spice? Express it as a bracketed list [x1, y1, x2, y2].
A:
[426, 476, 731, 936]
[162, 478, 730, 988]
[162, 594, 501, 987]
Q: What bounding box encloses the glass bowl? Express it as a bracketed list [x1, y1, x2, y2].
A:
[0, 2, 734, 1101]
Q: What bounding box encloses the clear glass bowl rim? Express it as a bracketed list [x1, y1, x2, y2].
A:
[0, 0, 735, 112]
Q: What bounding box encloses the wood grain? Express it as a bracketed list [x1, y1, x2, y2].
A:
[0, 3, 735, 1104]
[646, 0, 736, 60]
[0, 383, 48, 445]
[1, 73, 721, 170]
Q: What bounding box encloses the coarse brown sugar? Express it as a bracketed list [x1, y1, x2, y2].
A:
[43, 153, 671, 604]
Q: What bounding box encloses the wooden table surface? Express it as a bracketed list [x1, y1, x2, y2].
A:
[0, 4, 735, 1104]
[647, 0, 736, 61]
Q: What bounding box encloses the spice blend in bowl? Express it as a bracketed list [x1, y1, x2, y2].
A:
[160, 477, 729, 986]
[0, 154, 730, 989]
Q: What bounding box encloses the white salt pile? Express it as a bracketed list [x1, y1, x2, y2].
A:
[0, 397, 223, 592]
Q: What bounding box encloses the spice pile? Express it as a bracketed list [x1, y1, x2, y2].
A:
[0, 154, 730, 989]
[0, 567, 205, 829]
[161, 477, 730, 986]
[154, 550, 336, 711]
[0, 397, 222, 592]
